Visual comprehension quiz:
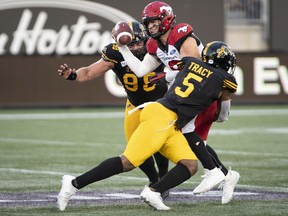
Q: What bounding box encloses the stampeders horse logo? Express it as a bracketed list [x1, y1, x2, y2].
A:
[159, 6, 172, 15]
[0, 0, 136, 55]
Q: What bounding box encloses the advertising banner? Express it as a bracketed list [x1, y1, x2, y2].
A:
[0, 0, 287, 107]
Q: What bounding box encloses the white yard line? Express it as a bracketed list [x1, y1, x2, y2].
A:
[230, 109, 288, 116]
[1, 123, 287, 149]
[0, 138, 75, 145]
[0, 199, 52, 203]
[0, 188, 286, 204]
[0, 112, 124, 120]
[215, 150, 287, 157]
[0, 137, 119, 147]
[209, 127, 288, 135]
[0, 133, 287, 163]
[0, 137, 287, 158]
[0, 167, 287, 193]
[0, 109, 287, 120]
[0, 168, 66, 176]
[0, 191, 260, 203]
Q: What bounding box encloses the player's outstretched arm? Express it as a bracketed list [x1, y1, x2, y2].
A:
[57, 59, 114, 82]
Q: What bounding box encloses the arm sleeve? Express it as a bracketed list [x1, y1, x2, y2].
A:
[118, 45, 161, 77]
[216, 100, 231, 123]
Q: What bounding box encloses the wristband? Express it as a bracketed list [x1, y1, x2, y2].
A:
[67, 72, 77, 80]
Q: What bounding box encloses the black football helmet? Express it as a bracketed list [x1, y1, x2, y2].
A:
[202, 41, 236, 74]
[141, 1, 176, 39]
[128, 21, 148, 60]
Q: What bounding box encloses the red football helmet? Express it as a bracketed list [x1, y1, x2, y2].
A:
[142, 1, 176, 39]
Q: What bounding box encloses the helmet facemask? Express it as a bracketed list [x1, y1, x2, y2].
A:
[127, 21, 148, 60]
[128, 41, 147, 60]
[142, 18, 163, 39]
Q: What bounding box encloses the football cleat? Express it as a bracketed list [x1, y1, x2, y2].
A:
[219, 169, 240, 204]
[57, 175, 78, 211]
[148, 180, 170, 200]
[140, 185, 170, 211]
[193, 168, 225, 194]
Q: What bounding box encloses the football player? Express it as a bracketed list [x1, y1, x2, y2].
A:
[57, 21, 169, 197]
[57, 41, 238, 211]
[117, 1, 240, 203]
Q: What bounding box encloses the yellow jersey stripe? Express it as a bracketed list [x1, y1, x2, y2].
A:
[223, 79, 237, 91]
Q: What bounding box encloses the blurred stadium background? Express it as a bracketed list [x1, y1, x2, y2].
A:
[0, 0, 287, 107]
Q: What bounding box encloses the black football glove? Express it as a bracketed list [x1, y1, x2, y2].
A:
[149, 72, 167, 84]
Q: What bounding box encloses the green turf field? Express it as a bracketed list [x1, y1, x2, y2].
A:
[0, 105, 287, 216]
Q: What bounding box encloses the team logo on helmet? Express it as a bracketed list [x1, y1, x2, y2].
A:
[160, 6, 172, 15]
[217, 46, 229, 59]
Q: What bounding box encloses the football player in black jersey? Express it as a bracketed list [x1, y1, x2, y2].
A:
[57, 21, 169, 200]
[57, 41, 238, 211]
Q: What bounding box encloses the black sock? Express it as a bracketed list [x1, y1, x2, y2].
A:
[153, 152, 169, 178]
[73, 156, 123, 189]
[139, 156, 159, 184]
[206, 145, 228, 175]
[151, 163, 191, 194]
[184, 132, 216, 170]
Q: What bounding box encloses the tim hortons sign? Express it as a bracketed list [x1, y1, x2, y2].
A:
[0, 0, 136, 55]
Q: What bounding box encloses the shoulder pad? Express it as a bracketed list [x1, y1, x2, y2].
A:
[170, 23, 193, 41]
[101, 43, 120, 63]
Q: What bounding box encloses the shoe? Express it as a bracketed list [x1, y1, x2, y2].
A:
[193, 168, 225, 195]
[57, 175, 78, 211]
[219, 169, 240, 204]
[148, 181, 170, 200]
[140, 185, 170, 211]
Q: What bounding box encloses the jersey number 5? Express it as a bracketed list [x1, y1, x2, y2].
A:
[174, 73, 203, 98]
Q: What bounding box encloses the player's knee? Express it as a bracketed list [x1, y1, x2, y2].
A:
[179, 159, 198, 176]
[120, 155, 135, 172]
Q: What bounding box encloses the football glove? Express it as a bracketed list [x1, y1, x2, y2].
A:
[149, 72, 167, 84]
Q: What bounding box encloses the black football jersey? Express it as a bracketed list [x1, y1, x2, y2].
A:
[101, 43, 168, 106]
[158, 57, 237, 129]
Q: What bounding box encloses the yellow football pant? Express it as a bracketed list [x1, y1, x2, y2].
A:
[123, 102, 197, 167]
[124, 99, 141, 142]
